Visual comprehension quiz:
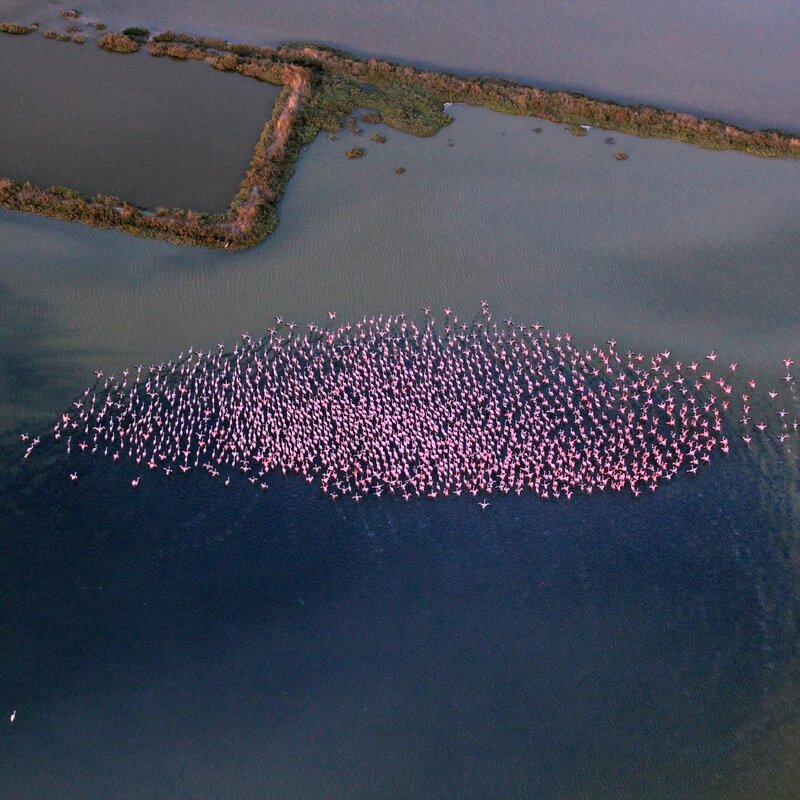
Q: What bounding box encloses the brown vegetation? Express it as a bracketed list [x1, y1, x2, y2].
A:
[97, 31, 139, 53]
[59, 9, 81, 20]
[369, 132, 387, 143]
[43, 30, 71, 42]
[0, 21, 38, 34]
[346, 147, 366, 159]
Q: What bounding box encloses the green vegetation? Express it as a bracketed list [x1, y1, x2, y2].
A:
[2, 28, 800, 250]
[0, 21, 37, 34]
[122, 26, 150, 39]
[97, 31, 139, 53]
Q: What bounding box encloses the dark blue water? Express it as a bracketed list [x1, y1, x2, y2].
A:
[2, 430, 798, 798]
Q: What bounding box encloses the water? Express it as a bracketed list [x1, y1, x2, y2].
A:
[1, 443, 791, 799]
[0, 35, 280, 212]
[6, 0, 800, 131]
[3, 105, 799, 428]
[3, 5, 800, 798]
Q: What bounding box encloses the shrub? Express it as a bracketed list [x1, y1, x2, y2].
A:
[166, 43, 190, 59]
[98, 31, 139, 53]
[73, 34, 85, 43]
[369, 132, 387, 143]
[346, 147, 366, 159]
[0, 21, 37, 34]
[94, 22, 105, 30]
[122, 26, 149, 38]
[210, 52, 239, 71]
[59, 9, 81, 19]
[615, 151, 628, 160]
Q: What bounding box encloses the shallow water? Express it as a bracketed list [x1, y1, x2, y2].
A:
[3, 5, 800, 798]
[2, 105, 799, 428]
[0, 35, 280, 212]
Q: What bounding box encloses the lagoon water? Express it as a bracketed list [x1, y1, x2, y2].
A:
[0, 36, 281, 212]
[3, 3, 800, 798]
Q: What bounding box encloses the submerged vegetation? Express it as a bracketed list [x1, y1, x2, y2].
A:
[1, 26, 799, 249]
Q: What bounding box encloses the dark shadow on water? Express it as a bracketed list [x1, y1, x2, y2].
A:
[2, 431, 799, 799]
[0, 283, 88, 422]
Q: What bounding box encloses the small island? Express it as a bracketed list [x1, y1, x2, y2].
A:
[1, 24, 799, 250]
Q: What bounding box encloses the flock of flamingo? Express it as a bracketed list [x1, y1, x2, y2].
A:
[20, 304, 799, 505]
